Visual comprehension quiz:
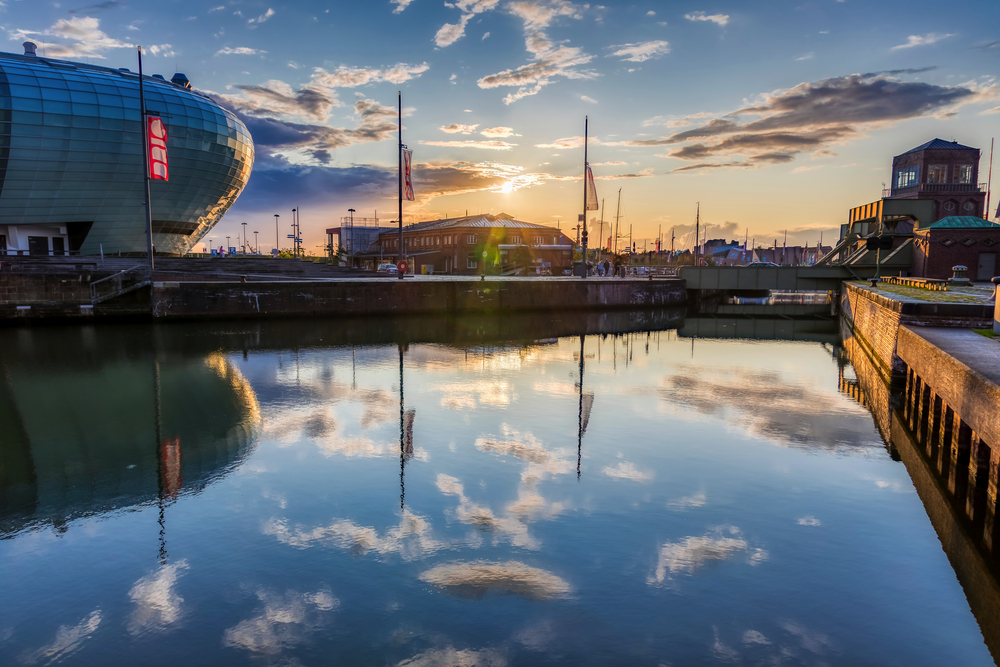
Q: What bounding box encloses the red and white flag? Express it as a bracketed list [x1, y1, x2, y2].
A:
[148, 116, 168, 181]
[585, 165, 598, 211]
[403, 148, 414, 201]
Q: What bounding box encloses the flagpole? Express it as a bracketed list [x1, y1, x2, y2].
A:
[397, 91, 403, 280]
[581, 116, 589, 279]
[986, 138, 994, 221]
[138, 46, 154, 270]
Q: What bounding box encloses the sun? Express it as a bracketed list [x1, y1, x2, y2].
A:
[500, 180, 514, 194]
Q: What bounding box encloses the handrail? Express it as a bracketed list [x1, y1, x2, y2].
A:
[89, 265, 150, 304]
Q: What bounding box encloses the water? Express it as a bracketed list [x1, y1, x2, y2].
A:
[0, 316, 995, 666]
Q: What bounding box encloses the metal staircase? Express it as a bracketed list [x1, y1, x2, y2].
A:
[89, 265, 151, 305]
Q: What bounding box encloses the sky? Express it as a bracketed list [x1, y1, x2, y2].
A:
[6, 0, 1000, 253]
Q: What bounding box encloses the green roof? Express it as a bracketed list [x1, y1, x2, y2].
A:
[924, 216, 1000, 229]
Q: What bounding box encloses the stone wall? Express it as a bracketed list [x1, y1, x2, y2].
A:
[913, 228, 1000, 280]
[150, 278, 687, 320]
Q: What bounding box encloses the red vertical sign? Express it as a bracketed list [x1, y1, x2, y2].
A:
[148, 116, 168, 181]
[402, 149, 414, 201]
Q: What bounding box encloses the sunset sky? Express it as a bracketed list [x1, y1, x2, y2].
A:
[8, 0, 1000, 253]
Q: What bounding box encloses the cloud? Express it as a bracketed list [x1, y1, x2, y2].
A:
[127, 561, 190, 635]
[595, 167, 655, 179]
[147, 44, 175, 57]
[649, 526, 767, 584]
[10, 16, 132, 59]
[984, 106, 1000, 115]
[684, 11, 729, 26]
[647, 10, 656, 16]
[216, 46, 267, 56]
[483, 31, 491, 39]
[668, 490, 706, 509]
[592, 160, 625, 166]
[481, 126, 518, 137]
[477, 1, 594, 104]
[435, 13, 473, 47]
[602, 460, 653, 481]
[68, 1, 124, 14]
[208, 5, 226, 11]
[607, 40, 670, 62]
[580, 94, 597, 103]
[420, 560, 571, 600]
[421, 140, 516, 150]
[891, 32, 954, 50]
[795, 52, 814, 61]
[391, 0, 416, 13]
[247, 7, 275, 25]
[440, 123, 479, 134]
[19, 610, 102, 665]
[310, 62, 430, 87]
[613, 71, 986, 171]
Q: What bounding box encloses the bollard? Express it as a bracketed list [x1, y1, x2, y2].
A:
[949, 265, 972, 286]
[993, 277, 1000, 335]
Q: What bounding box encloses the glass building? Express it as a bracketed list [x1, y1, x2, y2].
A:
[0, 43, 254, 257]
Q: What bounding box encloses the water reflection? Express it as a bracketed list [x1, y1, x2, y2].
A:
[1, 313, 997, 666]
[0, 327, 260, 538]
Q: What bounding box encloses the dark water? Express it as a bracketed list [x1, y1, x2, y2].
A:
[0, 315, 995, 666]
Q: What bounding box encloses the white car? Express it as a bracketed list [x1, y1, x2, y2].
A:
[376, 263, 398, 273]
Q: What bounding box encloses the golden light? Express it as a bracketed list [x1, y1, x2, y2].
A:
[500, 180, 514, 194]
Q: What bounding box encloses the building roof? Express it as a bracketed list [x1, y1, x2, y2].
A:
[397, 213, 565, 233]
[923, 216, 1000, 229]
[901, 138, 979, 154]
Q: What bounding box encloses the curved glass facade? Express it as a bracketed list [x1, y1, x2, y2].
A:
[0, 51, 254, 256]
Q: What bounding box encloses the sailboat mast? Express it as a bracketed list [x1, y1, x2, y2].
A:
[614, 188, 622, 255]
[598, 198, 605, 262]
[694, 202, 700, 265]
[581, 116, 589, 278]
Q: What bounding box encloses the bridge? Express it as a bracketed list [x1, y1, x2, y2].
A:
[678, 265, 879, 292]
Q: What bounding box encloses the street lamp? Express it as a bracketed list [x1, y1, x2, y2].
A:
[347, 208, 355, 264]
[254, 231, 259, 255]
[291, 208, 298, 258]
[274, 214, 279, 257]
[226, 236, 230, 257]
[242, 222, 248, 255]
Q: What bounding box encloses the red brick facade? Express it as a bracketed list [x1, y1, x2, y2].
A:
[912, 228, 1000, 281]
[366, 214, 575, 275]
[889, 140, 985, 221]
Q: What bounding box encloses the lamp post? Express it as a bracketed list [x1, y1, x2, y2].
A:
[254, 231, 258, 255]
[348, 208, 355, 265]
[291, 208, 298, 258]
[208, 239, 213, 255]
[242, 222, 248, 255]
[274, 214, 279, 257]
[226, 236, 230, 256]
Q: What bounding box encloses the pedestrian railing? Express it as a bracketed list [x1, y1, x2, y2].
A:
[89, 265, 151, 304]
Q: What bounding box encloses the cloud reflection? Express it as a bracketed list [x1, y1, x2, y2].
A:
[602, 461, 654, 482]
[264, 510, 448, 560]
[19, 610, 101, 665]
[396, 646, 507, 667]
[127, 560, 189, 635]
[223, 588, 339, 656]
[419, 561, 571, 600]
[649, 526, 768, 584]
[656, 365, 882, 453]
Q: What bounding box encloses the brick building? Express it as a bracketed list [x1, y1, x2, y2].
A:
[365, 213, 575, 275]
[911, 216, 1000, 281]
[887, 139, 986, 220]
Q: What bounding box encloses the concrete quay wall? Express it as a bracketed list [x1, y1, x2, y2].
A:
[149, 278, 687, 320]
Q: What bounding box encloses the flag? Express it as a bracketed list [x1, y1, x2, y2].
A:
[403, 148, 414, 201]
[148, 116, 168, 181]
[585, 165, 598, 211]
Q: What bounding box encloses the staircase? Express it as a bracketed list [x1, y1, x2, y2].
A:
[90, 266, 151, 305]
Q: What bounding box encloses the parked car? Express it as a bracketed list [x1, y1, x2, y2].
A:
[745, 262, 779, 268]
[377, 263, 398, 273]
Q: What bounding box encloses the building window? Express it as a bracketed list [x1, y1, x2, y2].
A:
[435, 236, 440, 245]
[927, 165, 947, 184]
[467, 234, 477, 244]
[553, 237, 558, 245]
[956, 165, 973, 184]
[895, 166, 919, 189]
[964, 201, 976, 212]
[467, 254, 477, 269]
[510, 235, 521, 244]
[533, 236, 542, 245]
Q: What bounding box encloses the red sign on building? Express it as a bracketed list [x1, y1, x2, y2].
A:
[148, 116, 169, 181]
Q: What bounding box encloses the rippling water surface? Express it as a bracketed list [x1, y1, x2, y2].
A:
[0, 317, 994, 666]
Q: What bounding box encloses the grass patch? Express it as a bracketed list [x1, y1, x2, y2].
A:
[859, 281, 992, 304]
[973, 328, 997, 339]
